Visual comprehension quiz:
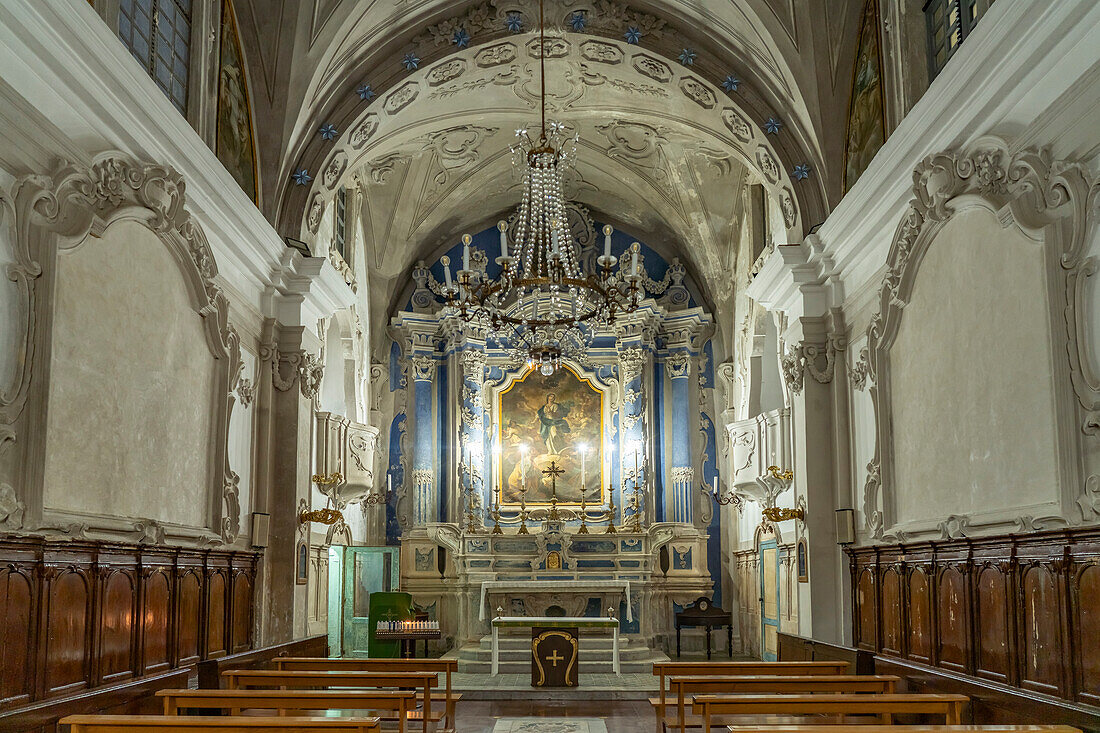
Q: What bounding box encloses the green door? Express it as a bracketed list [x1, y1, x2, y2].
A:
[331, 546, 400, 658]
[759, 539, 780, 661]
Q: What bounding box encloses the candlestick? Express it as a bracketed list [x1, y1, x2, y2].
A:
[498, 220, 509, 259]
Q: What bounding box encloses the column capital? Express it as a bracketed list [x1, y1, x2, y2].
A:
[409, 354, 436, 382]
[664, 352, 692, 380]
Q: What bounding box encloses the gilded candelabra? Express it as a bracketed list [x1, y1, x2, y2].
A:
[577, 484, 590, 534]
[762, 506, 805, 523]
[300, 473, 345, 525]
[517, 481, 530, 535]
[604, 486, 617, 534]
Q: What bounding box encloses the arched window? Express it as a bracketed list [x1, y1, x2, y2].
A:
[117, 0, 193, 113]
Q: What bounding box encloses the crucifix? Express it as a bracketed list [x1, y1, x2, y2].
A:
[546, 649, 564, 667]
[543, 461, 565, 521]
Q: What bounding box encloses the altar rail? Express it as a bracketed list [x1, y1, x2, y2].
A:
[847, 527, 1100, 712]
[0, 537, 260, 724]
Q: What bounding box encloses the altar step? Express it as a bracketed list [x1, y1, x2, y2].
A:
[454, 635, 669, 675]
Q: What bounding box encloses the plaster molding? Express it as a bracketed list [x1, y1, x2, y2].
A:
[862, 137, 1097, 538]
[6, 152, 242, 546]
[664, 352, 692, 380]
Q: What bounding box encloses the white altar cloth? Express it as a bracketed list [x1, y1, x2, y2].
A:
[491, 616, 620, 675]
[478, 579, 633, 622]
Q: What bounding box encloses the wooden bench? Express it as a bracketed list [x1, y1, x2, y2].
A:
[663, 675, 900, 733]
[60, 715, 381, 733]
[156, 689, 416, 733]
[726, 721, 1078, 726]
[693, 693, 970, 728]
[651, 662, 850, 733]
[222, 669, 438, 733]
[273, 657, 460, 732]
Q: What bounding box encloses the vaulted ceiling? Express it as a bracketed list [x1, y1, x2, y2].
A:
[232, 0, 865, 320]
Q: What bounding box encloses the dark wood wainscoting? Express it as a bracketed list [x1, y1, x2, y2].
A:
[0, 537, 260, 731]
[777, 632, 876, 674]
[848, 527, 1100, 722]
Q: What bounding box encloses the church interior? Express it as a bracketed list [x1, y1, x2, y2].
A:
[1, 0, 1100, 731]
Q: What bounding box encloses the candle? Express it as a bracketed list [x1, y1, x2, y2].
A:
[631, 247, 639, 277]
[388, 474, 392, 495]
[603, 225, 613, 259]
[580, 444, 587, 492]
[552, 229, 560, 258]
[442, 255, 452, 289]
[462, 234, 471, 271]
[498, 220, 508, 259]
[712, 475, 718, 496]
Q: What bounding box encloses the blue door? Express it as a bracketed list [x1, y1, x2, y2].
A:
[759, 539, 780, 661]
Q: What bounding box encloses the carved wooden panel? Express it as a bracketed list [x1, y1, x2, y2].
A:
[881, 567, 903, 656]
[98, 570, 135, 683]
[906, 567, 932, 663]
[176, 571, 201, 665]
[0, 568, 35, 707]
[848, 528, 1099, 709]
[205, 572, 227, 659]
[0, 537, 258, 718]
[231, 574, 253, 653]
[1020, 564, 1063, 696]
[855, 567, 877, 650]
[141, 570, 171, 673]
[44, 570, 90, 696]
[936, 565, 968, 672]
[975, 564, 1010, 683]
[1075, 562, 1100, 706]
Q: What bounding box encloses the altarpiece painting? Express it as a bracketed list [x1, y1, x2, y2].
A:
[843, 0, 887, 192]
[497, 366, 604, 506]
[215, 0, 258, 203]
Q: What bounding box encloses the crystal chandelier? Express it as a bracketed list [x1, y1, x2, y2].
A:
[440, 0, 642, 375]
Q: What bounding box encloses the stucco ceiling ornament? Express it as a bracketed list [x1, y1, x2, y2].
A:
[849, 348, 871, 391]
[679, 77, 717, 109]
[780, 344, 804, 395]
[632, 53, 672, 83]
[384, 81, 420, 114]
[426, 58, 468, 86]
[578, 63, 667, 97]
[721, 109, 752, 144]
[476, 41, 518, 67]
[349, 114, 379, 149]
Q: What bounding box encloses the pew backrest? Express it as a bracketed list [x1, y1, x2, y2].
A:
[60, 715, 381, 733]
[666, 675, 899, 733]
[692, 693, 969, 727]
[724, 727, 1081, 732]
[653, 661, 850, 706]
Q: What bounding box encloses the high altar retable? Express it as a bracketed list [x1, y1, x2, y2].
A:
[400, 519, 714, 656]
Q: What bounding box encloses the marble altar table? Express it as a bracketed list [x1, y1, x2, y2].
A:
[491, 616, 620, 676]
[478, 579, 633, 622]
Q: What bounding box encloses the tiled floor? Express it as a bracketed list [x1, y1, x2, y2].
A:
[455, 700, 653, 733]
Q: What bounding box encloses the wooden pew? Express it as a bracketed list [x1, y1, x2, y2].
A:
[272, 657, 460, 732]
[60, 715, 381, 733]
[651, 661, 850, 733]
[156, 689, 416, 733]
[222, 669, 437, 733]
[664, 675, 900, 733]
[721, 721, 1082, 726]
[692, 693, 970, 728]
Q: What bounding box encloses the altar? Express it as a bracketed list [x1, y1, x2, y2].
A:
[479, 579, 633, 622]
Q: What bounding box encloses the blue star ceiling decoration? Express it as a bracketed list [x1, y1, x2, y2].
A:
[678, 48, 696, 66]
[403, 53, 420, 70]
[722, 75, 740, 92]
[319, 123, 338, 141]
[570, 12, 586, 31]
[792, 164, 811, 181]
[291, 169, 312, 185]
[357, 83, 375, 101]
[624, 26, 642, 44]
[505, 12, 523, 32]
[764, 117, 784, 134]
[452, 28, 470, 48]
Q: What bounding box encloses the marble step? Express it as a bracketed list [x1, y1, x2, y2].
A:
[477, 636, 632, 651]
[457, 658, 664, 675]
[458, 646, 657, 663]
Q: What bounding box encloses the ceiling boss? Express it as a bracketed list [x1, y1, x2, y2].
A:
[439, 0, 643, 375]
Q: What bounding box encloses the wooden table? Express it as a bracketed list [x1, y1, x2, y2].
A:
[675, 597, 732, 660]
